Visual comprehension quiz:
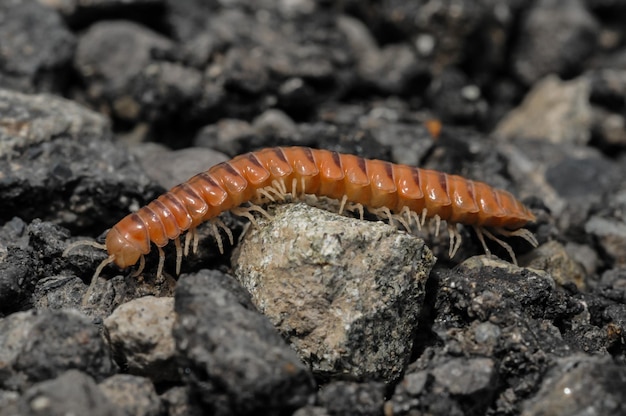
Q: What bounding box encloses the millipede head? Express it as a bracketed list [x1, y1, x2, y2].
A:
[105, 227, 143, 268]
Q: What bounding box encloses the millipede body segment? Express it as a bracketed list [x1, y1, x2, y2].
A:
[69, 146, 537, 294]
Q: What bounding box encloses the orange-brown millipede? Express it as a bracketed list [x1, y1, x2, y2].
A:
[65, 146, 537, 302]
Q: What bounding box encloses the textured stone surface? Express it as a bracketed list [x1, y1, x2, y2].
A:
[0, 309, 115, 391]
[233, 203, 435, 382]
[495, 75, 592, 145]
[104, 296, 177, 382]
[16, 370, 123, 416]
[2, 0, 626, 413]
[99, 374, 162, 416]
[173, 269, 315, 415]
[522, 355, 626, 416]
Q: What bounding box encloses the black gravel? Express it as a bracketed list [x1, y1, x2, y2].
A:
[1, 0, 626, 415]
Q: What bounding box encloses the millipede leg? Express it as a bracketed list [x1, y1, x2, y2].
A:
[175, 237, 182, 275]
[410, 210, 422, 231]
[214, 218, 234, 246]
[271, 179, 287, 200]
[210, 222, 224, 254]
[338, 194, 348, 215]
[494, 227, 539, 247]
[256, 188, 276, 202]
[82, 255, 115, 306]
[433, 215, 441, 237]
[156, 246, 165, 280]
[192, 228, 199, 254]
[472, 226, 492, 257]
[63, 240, 107, 257]
[291, 178, 298, 200]
[400, 206, 413, 232]
[395, 207, 412, 232]
[447, 223, 462, 258]
[184, 231, 192, 256]
[475, 226, 518, 265]
[131, 255, 146, 277]
[231, 207, 260, 227]
[420, 208, 428, 227]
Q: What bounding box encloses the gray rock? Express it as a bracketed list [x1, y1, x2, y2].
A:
[233, 203, 435, 382]
[519, 240, 587, 289]
[0, 0, 75, 92]
[522, 355, 626, 416]
[495, 75, 592, 145]
[513, 0, 599, 85]
[0, 89, 158, 231]
[75, 20, 173, 93]
[160, 386, 204, 416]
[104, 296, 178, 382]
[0, 390, 19, 416]
[130, 143, 228, 190]
[0, 88, 110, 158]
[388, 357, 496, 416]
[99, 374, 162, 416]
[194, 119, 257, 156]
[318, 381, 385, 416]
[431, 357, 496, 396]
[17, 370, 123, 416]
[0, 309, 115, 391]
[585, 215, 626, 267]
[173, 269, 315, 415]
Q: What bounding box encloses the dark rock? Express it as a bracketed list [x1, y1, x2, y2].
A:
[99, 374, 162, 416]
[0, 0, 75, 93]
[0, 309, 115, 391]
[338, 15, 428, 96]
[513, 0, 599, 85]
[0, 390, 19, 416]
[431, 357, 496, 396]
[0, 88, 110, 158]
[584, 188, 626, 267]
[388, 357, 497, 415]
[318, 381, 385, 416]
[597, 267, 626, 303]
[44, 0, 166, 30]
[521, 355, 626, 415]
[519, 240, 587, 289]
[17, 370, 123, 416]
[173, 269, 315, 415]
[0, 89, 158, 231]
[160, 386, 204, 416]
[588, 69, 626, 112]
[427, 68, 488, 125]
[0, 245, 36, 316]
[130, 143, 228, 189]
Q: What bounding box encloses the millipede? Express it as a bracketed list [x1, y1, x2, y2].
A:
[65, 146, 538, 302]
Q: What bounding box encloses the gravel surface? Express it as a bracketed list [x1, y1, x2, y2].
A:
[1, 1, 626, 415]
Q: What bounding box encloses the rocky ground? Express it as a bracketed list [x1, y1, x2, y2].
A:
[1, 0, 626, 415]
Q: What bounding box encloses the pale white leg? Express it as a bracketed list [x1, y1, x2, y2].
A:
[81, 255, 115, 306]
[175, 237, 182, 275]
[131, 255, 145, 277]
[433, 215, 441, 237]
[494, 227, 538, 247]
[184, 230, 192, 256]
[447, 223, 462, 258]
[338, 194, 348, 215]
[63, 240, 107, 257]
[156, 246, 165, 280]
[210, 222, 224, 254]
